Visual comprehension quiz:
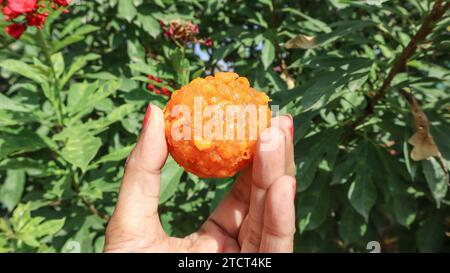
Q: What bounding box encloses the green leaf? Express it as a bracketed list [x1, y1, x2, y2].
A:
[348, 145, 377, 221]
[416, 214, 444, 252]
[372, 143, 418, 227]
[338, 206, 367, 245]
[59, 130, 102, 173]
[131, 76, 151, 82]
[159, 156, 184, 204]
[72, 24, 100, 37]
[79, 183, 103, 202]
[53, 35, 85, 52]
[297, 177, 330, 233]
[0, 93, 30, 112]
[315, 20, 376, 47]
[59, 17, 85, 37]
[0, 129, 48, 159]
[0, 218, 12, 234]
[248, 11, 268, 28]
[171, 48, 190, 85]
[296, 129, 341, 191]
[292, 111, 318, 143]
[160, 212, 174, 236]
[136, 14, 161, 38]
[261, 38, 275, 70]
[95, 145, 134, 165]
[67, 80, 121, 120]
[85, 72, 118, 81]
[66, 82, 94, 113]
[127, 40, 146, 64]
[0, 170, 26, 211]
[94, 236, 105, 253]
[296, 152, 322, 192]
[403, 139, 417, 181]
[331, 152, 357, 185]
[51, 52, 65, 78]
[284, 20, 375, 50]
[61, 215, 101, 253]
[281, 8, 331, 32]
[270, 85, 306, 109]
[18, 233, 40, 247]
[10, 203, 32, 231]
[266, 70, 288, 90]
[129, 62, 158, 76]
[385, 174, 417, 228]
[9, 203, 63, 248]
[0, 59, 47, 84]
[392, 191, 417, 227]
[60, 54, 100, 87]
[0, 158, 62, 177]
[86, 104, 137, 131]
[209, 180, 234, 213]
[34, 218, 65, 238]
[422, 157, 448, 207]
[301, 57, 371, 111]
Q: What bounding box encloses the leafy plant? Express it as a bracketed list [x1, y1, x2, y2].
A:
[0, 0, 449, 252]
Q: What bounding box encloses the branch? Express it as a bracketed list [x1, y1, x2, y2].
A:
[71, 172, 110, 222]
[343, 0, 449, 139]
[36, 30, 64, 127]
[79, 197, 110, 222]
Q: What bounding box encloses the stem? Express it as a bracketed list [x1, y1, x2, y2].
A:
[36, 30, 64, 126]
[342, 0, 449, 140]
[71, 171, 110, 221]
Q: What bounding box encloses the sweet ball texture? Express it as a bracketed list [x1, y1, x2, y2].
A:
[164, 72, 271, 178]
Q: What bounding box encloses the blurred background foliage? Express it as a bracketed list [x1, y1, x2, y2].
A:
[0, 0, 449, 252]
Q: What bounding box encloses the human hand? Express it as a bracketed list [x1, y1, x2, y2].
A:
[104, 104, 296, 253]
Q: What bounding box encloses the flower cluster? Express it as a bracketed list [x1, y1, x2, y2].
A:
[2, 0, 70, 39]
[159, 19, 213, 47]
[147, 75, 171, 97]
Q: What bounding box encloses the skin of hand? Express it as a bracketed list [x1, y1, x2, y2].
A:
[104, 104, 296, 253]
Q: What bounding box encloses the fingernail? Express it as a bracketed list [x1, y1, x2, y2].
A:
[142, 104, 152, 132]
[287, 114, 294, 138]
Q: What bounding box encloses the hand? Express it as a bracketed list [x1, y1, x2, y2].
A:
[104, 104, 296, 253]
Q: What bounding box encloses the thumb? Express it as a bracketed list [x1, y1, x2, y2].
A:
[106, 104, 168, 246]
[130, 104, 168, 172]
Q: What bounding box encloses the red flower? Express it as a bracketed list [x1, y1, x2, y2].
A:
[146, 74, 171, 97]
[147, 83, 155, 91]
[161, 87, 170, 96]
[2, 5, 20, 20]
[164, 26, 174, 37]
[147, 75, 163, 83]
[26, 13, 47, 29]
[5, 0, 37, 13]
[4, 23, 26, 39]
[53, 0, 70, 6]
[1, 0, 71, 40]
[203, 37, 213, 47]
